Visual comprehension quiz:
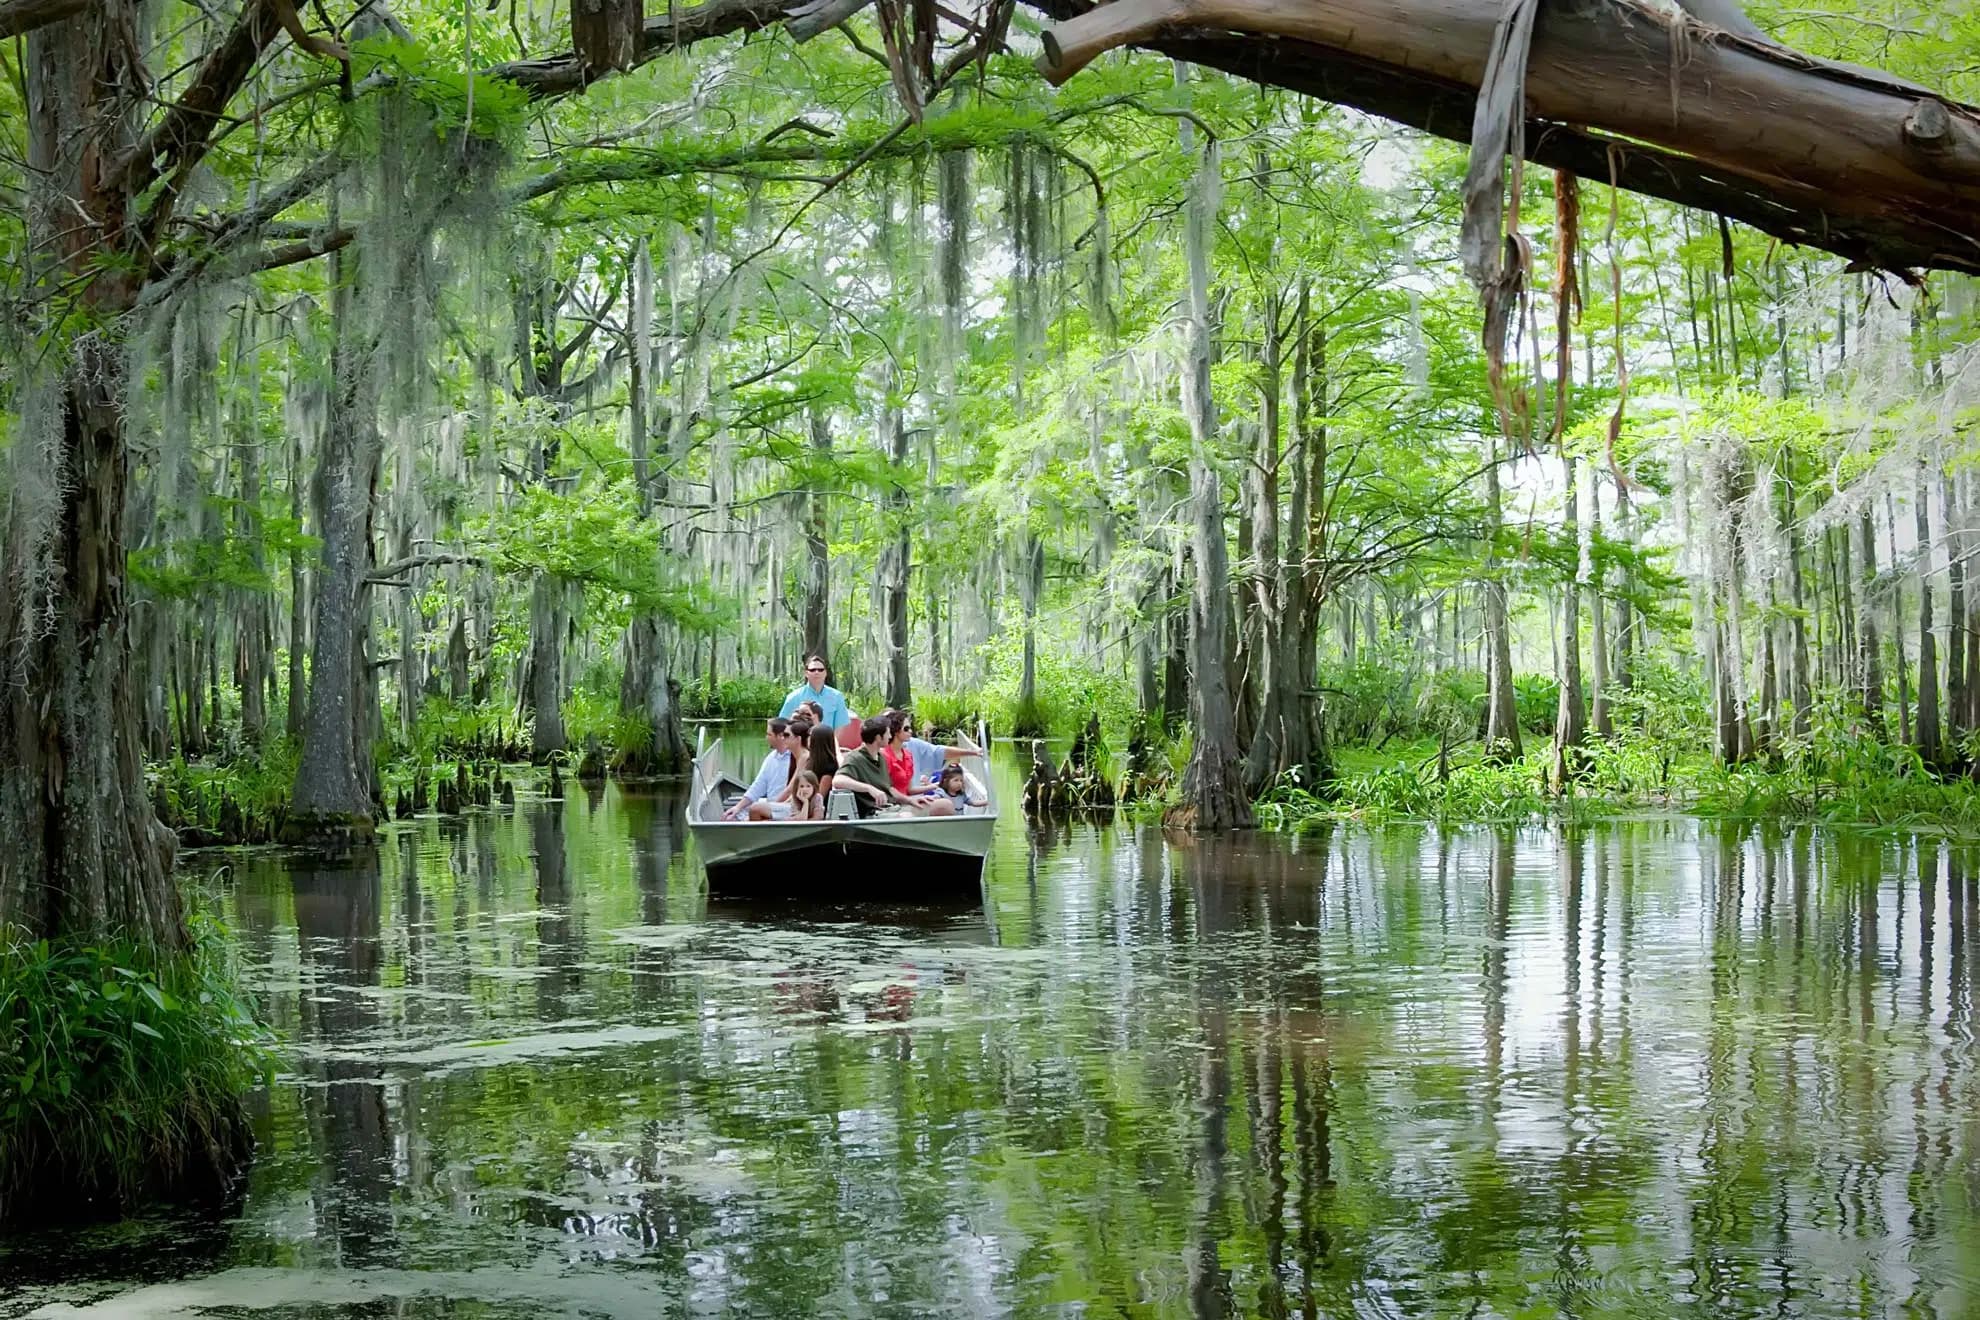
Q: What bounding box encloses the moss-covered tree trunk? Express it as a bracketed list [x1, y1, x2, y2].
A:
[290, 255, 385, 845]
[0, 8, 183, 946]
[619, 238, 689, 775]
[1166, 63, 1251, 832]
[1482, 433, 1522, 760]
[1, 0, 257, 1219]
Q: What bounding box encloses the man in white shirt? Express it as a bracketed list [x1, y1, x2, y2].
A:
[723, 719, 793, 820]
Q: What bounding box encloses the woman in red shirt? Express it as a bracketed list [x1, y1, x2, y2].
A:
[881, 712, 916, 794]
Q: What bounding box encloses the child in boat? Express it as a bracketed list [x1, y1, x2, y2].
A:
[791, 770, 823, 820]
[932, 764, 985, 814]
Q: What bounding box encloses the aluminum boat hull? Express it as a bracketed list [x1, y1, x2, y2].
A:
[687, 730, 997, 901]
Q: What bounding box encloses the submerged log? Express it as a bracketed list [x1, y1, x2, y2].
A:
[1035, 0, 1980, 276]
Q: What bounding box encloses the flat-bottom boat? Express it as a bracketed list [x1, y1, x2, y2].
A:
[687, 724, 997, 901]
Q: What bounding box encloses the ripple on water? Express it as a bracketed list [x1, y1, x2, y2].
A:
[6, 782, 1980, 1318]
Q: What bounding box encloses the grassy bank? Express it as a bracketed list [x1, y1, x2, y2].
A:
[1258, 732, 1980, 834]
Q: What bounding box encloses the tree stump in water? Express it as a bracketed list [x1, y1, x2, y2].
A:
[1055, 715, 1117, 811]
[1021, 743, 1060, 817]
[277, 810, 376, 855]
[577, 735, 608, 782]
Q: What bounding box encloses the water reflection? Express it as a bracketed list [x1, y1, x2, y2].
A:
[7, 781, 1980, 1317]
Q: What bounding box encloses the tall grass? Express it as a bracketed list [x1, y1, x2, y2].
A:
[0, 912, 272, 1222]
[681, 675, 788, 721]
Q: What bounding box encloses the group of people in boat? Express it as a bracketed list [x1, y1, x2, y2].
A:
[721, 655, 987, 822]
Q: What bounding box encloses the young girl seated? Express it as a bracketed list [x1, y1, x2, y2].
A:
[931, 764, 984, 814]
[790, 770, 823, 820]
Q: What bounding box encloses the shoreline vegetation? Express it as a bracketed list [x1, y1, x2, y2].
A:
[4, 0, 1976, 1244]
[0, 912, 271, 1229]
[152, 662, 1980, 846]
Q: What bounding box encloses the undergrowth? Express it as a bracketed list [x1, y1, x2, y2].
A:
[0, 912, 273, 1222]
[1262, 727, 1980, 835]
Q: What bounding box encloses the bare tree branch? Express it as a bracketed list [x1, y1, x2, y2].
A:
[0, 0, 85, 39]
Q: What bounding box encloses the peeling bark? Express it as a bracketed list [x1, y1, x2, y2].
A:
[1, 11, 178, 948]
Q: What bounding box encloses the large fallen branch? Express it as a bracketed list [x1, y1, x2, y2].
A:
[1035, 0, 1980, 276]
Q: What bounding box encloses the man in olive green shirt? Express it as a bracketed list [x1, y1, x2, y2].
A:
[835, 721, 895, 818]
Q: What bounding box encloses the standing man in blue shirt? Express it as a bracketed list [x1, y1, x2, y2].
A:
[778, 654, 853, 729]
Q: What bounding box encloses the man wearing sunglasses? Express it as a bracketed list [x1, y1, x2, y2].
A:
[777, 654, 853, 729]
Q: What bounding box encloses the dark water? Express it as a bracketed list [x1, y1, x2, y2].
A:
[8, 743, 1980, 1317]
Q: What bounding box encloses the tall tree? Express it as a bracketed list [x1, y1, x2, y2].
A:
[1166, 63, 1252, 831]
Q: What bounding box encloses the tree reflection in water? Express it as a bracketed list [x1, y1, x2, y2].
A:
[12, 773, 1980, 1317]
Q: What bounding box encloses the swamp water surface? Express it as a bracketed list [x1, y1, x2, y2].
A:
[7, 743, 1980, 1317]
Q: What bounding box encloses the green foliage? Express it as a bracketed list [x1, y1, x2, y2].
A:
[405, 697, 518, 760]
[915, 689, 992, 738]
[563, 686, 651, 761]
[149, 741, 301, 843]
[472, 483, 730, 635]
[350, 34, 531, 143]
[979, 634, 1138, 743]
[0, 915, 272, 1214]
[1513, 674, 1560, 737]
[682, 675, 789, 721]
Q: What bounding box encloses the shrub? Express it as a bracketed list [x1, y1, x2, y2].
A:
[405, 696, 515, 759]
[0, 913, 272, 1223]
[914, 689, 991, 739]
[979, 632, 1138, 743]
[150, 740, 300, 843]
[562, 686, 650, 760]
[682, 674, 788, 721]
[1513, 673, 1559, 736]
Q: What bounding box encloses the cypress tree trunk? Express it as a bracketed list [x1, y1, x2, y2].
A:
[526, 576, 566, 760]
[1587, 461, 1612, 739]
[1166, 63, 1251, 831]
[804, 406, 832, 664]
[0, 8, 191, 946]
[1857, 508, 1885, 734]
[1015, 532, 1045, 734]
[1889, 494, 1911, 748]
[1553, 452, 1588, 783]
[1482, 433, 1522, 759]
[1724, 528, 1756, 763]
[235, 430, 270, 741]
[1782, 469, 1813, 741]
[289, 253, 385, 845]
[882, 408, 913, 709]
[1919, 457, 1944, 768]
[1613, 484, 1635, 700]
[287, 428, 310, 739]
[1244, 284, 1295, 794]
